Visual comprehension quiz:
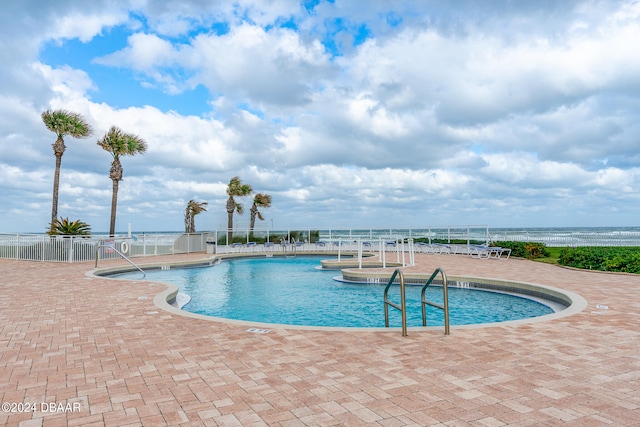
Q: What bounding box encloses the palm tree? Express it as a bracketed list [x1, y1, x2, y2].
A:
[184, 200, 208, 233]
[249, 193, 272, 236]
[225, 176, 252, 243]
[97, 126, 147, 236]
[41, 109, 93, 228]
[47, 217, 91, 236]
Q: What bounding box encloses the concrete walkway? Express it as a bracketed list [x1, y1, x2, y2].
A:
[1, 253, 639, 426]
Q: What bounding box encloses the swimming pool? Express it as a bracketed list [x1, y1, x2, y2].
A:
[114, 256, 555, 328]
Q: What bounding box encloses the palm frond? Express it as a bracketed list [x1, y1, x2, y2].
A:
[47, 217, 91, 236]
[226, 176, 253, 197]
[41, 109, 93, 139]
[253, 193, 272, 208]
[97, 126, 147, 158]
[188, 200, 208, 215]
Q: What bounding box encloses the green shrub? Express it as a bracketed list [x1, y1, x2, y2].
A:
[217, 235, 250, 245]
[558, 247, 640, 273]
[47, 217, 91, 236]
[491, 241, 549, 259]
[412, 238, 549, 259]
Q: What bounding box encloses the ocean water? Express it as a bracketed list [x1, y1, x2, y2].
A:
[312, 226, 640, 247]
[489, 226, 640, 247]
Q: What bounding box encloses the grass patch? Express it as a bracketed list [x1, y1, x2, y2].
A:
[533, 247, 563, 264]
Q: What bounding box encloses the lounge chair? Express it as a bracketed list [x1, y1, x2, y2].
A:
[492, 247, 511, 259]
[470, 245, 511, 259]
[416, 242, 442, 254]
[434, 243, 451, 254]
[229, 242, 245, 252]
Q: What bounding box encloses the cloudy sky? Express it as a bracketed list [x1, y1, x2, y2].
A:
[1, 0, 639, 233]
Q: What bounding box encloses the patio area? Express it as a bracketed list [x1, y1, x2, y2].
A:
[1, 252, 639, 426]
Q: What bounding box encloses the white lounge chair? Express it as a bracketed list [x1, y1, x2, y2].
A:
[229, 242, 245, 252]
[263, 242, 275, 252]
[470, 245, 511, 259]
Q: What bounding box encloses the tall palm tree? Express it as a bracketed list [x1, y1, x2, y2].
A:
[226, 176, 252, 243]
[41, 109, 93, 228]
[184, 200, 208, 233]
[97, 126, 147, 236]
[249, 193, 272, 235]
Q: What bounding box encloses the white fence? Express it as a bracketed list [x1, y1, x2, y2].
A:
[210, 225, 491, 247]
[0, 233, 210, 263]
[0, 226, 488, 263]
[212, 236, 418, 266]
[3, 226, 639, 263]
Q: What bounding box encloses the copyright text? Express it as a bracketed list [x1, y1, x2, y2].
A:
[2, 402, 82, 413]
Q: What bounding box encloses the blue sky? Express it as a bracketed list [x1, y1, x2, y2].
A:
[1, 0, 639, 233]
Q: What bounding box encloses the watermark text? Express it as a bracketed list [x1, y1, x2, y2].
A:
[2, 402, 82, 413]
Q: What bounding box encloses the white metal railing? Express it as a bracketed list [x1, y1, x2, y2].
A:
[0, 230, 421, 265]
[209, 225, 491, 247]
[0, 232, 210, 263]
[211, 235, 418, 267]
[4, 226, 640, 263]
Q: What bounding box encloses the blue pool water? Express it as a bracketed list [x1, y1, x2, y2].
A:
[117, 256, 554, 327]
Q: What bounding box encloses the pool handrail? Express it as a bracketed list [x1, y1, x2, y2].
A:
[420, 267, 450, 335]
[383, 268, 408, 336]
[94, 243, 146, 277]
[384, 266, 451, 336]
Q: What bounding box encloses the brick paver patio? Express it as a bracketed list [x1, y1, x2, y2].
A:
[1, 253, 639, 426]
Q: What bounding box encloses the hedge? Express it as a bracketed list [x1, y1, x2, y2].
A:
[558, 247, 640, 273]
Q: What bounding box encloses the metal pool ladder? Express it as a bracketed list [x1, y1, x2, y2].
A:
[383, 267, 450, 336]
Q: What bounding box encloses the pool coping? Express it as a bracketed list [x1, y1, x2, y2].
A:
[90, 253, 589, 332]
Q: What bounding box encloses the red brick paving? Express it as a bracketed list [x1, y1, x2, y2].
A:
[1, 253, 639, 426]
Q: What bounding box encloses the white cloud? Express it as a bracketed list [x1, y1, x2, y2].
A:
[95, 23, 334, 104]
[346, 94, 411, 138]
[34, 63, 97, 100]
[51, 11, 128, 43]
[95, 33, 176, 70]
[593, 167, 636, 192]
[191, 24, 333, 105]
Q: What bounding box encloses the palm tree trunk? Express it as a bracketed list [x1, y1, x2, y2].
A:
[226, 196, 235, 244]
[249, 210, 257, 240]
[110, 179, 119, 237]
[51, 153, 63, 227]
[227, 211, 233, 244]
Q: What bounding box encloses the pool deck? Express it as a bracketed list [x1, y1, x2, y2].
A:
[1, 253, 639, 426]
